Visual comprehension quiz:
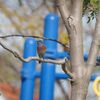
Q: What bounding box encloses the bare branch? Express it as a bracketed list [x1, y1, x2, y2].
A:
[0, 38, 66, 64]
[62, 63, 75, 81]
[18, 56, 67, 65]
[56, 0, 70, 17]
[0, 34, 69, 49]
[56, 0, 70, 31]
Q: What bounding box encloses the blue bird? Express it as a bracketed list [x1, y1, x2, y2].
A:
[37, 40, 46, 63]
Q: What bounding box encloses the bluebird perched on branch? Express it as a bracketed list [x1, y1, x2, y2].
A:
[37, 40, 46, 63]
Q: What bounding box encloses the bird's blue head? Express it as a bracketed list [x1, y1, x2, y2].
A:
[37, 40, 44, 46]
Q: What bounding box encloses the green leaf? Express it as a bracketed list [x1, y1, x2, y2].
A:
[83, 0, 99, 16]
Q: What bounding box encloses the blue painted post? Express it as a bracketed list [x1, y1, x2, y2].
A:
[35, 71, 71, 79]
[20, 38, 37, 100]
[39, 13, 59, 100]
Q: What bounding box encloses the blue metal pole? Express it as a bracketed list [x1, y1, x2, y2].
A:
[39, 13, 59, 100]
[35, 71, 70, 79]
[56, 51, 70, 59]
[20, 38, 37, 100]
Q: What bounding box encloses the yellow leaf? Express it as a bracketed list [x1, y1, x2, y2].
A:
[59, 32, 69, 45]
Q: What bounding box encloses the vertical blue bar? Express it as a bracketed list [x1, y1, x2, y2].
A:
[20, 38, 37, 100]
[39, 13, 59, 100]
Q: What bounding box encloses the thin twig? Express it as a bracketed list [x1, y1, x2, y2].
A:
[0, 38, 66, 64]
[62, 58, 75, 80]
[0, 34, 69, 48]
[56, 53, 74, 80]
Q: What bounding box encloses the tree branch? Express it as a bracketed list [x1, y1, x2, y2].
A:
[0, 38, 66, 64]
[0, 34, 69, 49]
[62, 60, 75, 80]
[56, 0, 70, 31]
[87, 0, 100, 70]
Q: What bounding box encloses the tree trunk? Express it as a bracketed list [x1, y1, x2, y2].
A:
[71, 77, 89, 100]
[56, 0, 100, 100]
[71, 64, 95, 100]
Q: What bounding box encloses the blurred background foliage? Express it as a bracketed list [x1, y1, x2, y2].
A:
[83, 0, 99, 22]
[83, 0, 99, 13]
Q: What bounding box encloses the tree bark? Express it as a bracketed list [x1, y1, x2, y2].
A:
[56, 0, 100, 100]
[71, 78, 87, 100]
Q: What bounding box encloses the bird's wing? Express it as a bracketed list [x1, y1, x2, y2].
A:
[37, 45, 46, 57]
